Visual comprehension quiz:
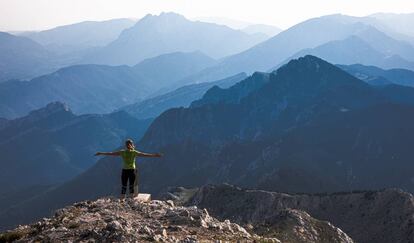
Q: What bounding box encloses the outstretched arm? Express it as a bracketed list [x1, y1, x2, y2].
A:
[95, 151, 121, 156]
[136, 151, 163, 158]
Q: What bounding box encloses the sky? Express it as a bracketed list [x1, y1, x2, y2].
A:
[0, 0, 413, 31]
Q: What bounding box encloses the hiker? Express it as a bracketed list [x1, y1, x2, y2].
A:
[95, 139, 162, 199]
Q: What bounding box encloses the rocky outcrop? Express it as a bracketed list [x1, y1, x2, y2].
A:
[251, 208, 353, 243]
[186, 184, 414, 243]
[163, 186, 355, 243]
[0, 197, 282, 242]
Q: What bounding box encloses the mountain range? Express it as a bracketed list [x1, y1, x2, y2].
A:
[3, 12, 414, 86]
[132, 51, 217, 90]
[178, 14, 414, 87]
[0, 51, 215, 119]
[339, 63, 414, 87]
[369, 13, 414, 42]
[1, 13, 266, 82]
[280, 31, 414, 71]
[1, 19, 135, 82]
[136, 56, 414, 194]
[22, 18, 136, 54]
[5, 56, 414, 232]
[0, 32, 58, 82]
[82, 12, 267, 66]
[120, 72, 247, 119]
[288, 36, 414, 69]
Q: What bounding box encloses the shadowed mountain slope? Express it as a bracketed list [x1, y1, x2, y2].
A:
[0, 102, 151, 195]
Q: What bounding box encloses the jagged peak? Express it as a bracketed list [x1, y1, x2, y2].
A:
[35, 101, 70, 113]
[138, 12, 188, 24]
[276, 55, 362, 81]
[159, 12, 187, 19]
[274, 55, 328, 75]
[25, 102, 72, 120]
[190, 71, 270, 108]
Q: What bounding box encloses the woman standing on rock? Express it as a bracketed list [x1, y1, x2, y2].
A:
[95, 139, 162, 199]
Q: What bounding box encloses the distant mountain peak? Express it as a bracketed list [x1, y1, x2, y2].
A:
[45, 101, 71, 112]
[277, 55, 332, 73]
[295, 54, 325, 64]
[83, 11, 265, 65]
[159, 12, 186, 18]
[273, 55, 368, 90]
[27, 101, 72, 119]
[139, 12, 188, 24]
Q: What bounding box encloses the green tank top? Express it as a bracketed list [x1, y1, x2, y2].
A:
[119, 149, 139, 169]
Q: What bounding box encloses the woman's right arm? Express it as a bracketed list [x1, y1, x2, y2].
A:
[95, 151, 121, 156]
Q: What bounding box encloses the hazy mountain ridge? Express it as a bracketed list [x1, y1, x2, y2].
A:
[355, 25, 414, 61]
[82, 12, 266, 65]
[0, 32, 59, 82]
[0, 64, 151, 119]
[0, 51, 215, 119]
[132, 51, 217, 90]
[218, 15, 376, 72]
[190, 71, 270, 108]
[177, 14, 414, 87]
[3, 12, 413, 87]
[282, 36, 414, 71]
[242, 24, 282, 37]
[23, 18, 136, 51]
[369, 13, 414, 39]
[120, 72, 246, 119]
[339, 63, 414, 87]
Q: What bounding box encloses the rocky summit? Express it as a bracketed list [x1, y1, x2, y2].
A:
[0, 197, 285, 243]
[0, 194, 357, 243]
